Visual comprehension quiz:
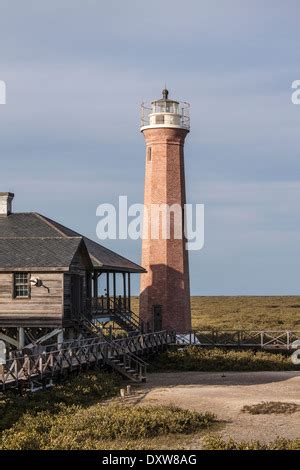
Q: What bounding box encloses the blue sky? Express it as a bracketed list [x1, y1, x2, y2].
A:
[0, 1, 300, 295]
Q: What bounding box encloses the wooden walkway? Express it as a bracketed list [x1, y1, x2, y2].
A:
[0, 330, 176, 391]
[177, 330, 300, 350]
[2, 329, 299, 392]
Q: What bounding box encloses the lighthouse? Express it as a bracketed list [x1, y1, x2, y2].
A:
[139, 89, 191, 333]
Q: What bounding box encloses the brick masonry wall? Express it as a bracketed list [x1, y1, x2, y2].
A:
[139, 127, 191, 333]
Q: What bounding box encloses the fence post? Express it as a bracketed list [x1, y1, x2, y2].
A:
[0, 341, 6, 366]
[39, 355, 43, 380]
[0, 364, 4, 388]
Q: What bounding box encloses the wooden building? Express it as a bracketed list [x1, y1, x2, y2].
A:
[0, 193, 145, 349]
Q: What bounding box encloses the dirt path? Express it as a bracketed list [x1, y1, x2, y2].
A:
[131, 371, 300, 443]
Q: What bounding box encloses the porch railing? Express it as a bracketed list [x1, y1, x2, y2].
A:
[87, 296, 130, 315]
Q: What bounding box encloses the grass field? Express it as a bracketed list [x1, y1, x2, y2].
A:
[7, 367, 300, 450]
[202, 435, 300, 450]
[148, 347, 300, 372]
[0, 370, 215, 450]
[2, 297, 299, 450]
[132, 296, 300, 330]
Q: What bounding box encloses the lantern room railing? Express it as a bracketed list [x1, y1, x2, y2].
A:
[140, 101, 190, 130]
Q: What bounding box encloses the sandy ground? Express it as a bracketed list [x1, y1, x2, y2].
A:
[130, 371, 300, 443]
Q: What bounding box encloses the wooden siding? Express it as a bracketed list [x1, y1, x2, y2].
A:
[63, 248, 90, 325]
[0, 272, 64, 327]
[63, 273, 72, 321]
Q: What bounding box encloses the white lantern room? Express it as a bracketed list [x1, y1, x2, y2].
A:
[141, 89, 190, 131]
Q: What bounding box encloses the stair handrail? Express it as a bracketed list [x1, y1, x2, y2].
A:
[78, 313, 148, 368]
[107, 336, 148, 367]
[108, 297, 140, 327]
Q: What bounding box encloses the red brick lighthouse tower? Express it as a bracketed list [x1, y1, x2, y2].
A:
[139, 89, 191, 333]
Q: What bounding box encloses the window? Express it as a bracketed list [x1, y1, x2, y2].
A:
[147, 147, 152, 162]
[156, 115, 164, 124]
[14, 272, 29, 298]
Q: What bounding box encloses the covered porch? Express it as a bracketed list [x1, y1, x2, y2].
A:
[86, 269, 141, 332]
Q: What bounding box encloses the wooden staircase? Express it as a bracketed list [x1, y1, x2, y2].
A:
[87, 296, 142, 335]
[113, 309, 141, 335]
[106, 342, 147, 382]
[77, 314, 147, 382]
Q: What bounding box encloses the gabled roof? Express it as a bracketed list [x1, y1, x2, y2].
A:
[0, 213, 145, 273]
[0, 237, 86, 271]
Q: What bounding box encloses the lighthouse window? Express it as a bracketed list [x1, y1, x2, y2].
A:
[156, 115, 164, 124]
[147, 147, 152, 162]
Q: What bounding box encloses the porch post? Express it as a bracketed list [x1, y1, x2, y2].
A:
[128, 273, 131, 312]
[57, 330, 64, 349]
[113, 272, 116, 307]
[106, 272, 110, 308]
[123, 272, 127, 310]
[18, 327, 25, 349]
[86, 272, 92, 298]
[93, 271, 98, 299]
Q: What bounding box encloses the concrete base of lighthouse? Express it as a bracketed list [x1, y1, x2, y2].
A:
[139, 127, 191, 334]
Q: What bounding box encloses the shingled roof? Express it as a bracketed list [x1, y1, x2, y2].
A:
[0, 213, 145, 273]
[0, 237, 87, 270]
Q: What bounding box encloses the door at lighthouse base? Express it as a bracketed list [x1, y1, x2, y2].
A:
[153, 305, 163, 331]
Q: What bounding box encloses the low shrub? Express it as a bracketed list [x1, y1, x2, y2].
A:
[0, 369, 121, 432]
[203, 435, 300, 450]
[149, 347, 299, 372]
[0, 404, 216, 450]
[242, 401, 300, 415]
